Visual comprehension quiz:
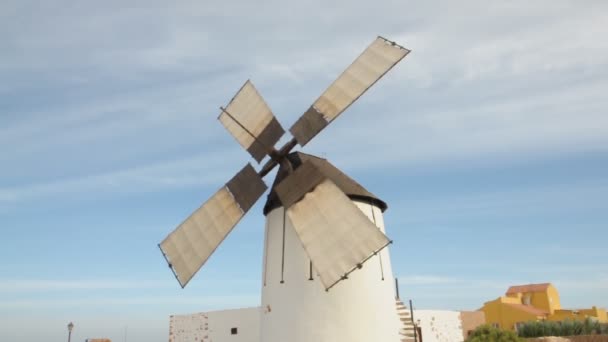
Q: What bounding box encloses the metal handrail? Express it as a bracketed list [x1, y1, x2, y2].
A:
[409, 299, 418, 342]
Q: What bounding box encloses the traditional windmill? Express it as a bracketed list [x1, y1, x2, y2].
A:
[159, 36, 411, 342]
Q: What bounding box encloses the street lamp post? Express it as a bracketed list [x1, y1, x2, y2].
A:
[67, 322, 74, 342]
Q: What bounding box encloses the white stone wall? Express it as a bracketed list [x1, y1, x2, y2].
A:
[169, 307, 260, 342]
[208, 308, 260, 342]
[169, 312, 208, 342]
[169, 307, 468, 342]
[414, 310, 463, 342]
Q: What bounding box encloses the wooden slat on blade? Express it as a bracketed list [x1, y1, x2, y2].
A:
[219, 80, 285, 162]
[159, 164, 267, 287]
[286, 179, 391, 290]
[290, 37, 410, 146]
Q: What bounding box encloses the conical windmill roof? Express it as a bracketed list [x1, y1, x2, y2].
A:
[263, 152, 388, 215]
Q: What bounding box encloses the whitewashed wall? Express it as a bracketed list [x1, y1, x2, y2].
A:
[414, 310, 463, 342]
[169, 307, 260, 342]
[208, 308, 260, 342]
[169, 312, 208, 342]
[169, 307, 469, 342]
[260, 201, 401, 342]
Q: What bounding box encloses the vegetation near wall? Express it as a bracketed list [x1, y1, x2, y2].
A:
[464, 321, 608, 342]
[526, 336, 608, 342]
[466, 324, 524, 342]
[517, 319, 608, 338]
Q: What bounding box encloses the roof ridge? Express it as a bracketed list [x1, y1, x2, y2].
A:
[505, 283, 552, 294]
[262, 152, 387, 215]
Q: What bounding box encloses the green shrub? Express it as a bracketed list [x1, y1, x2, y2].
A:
[517, 318, 606, 338]
[582, 317, 601, 334]
[466, 324, 524, 342]
[561, 319, 575, 336]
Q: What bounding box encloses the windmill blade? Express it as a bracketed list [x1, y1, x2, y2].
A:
[275, 162, 391, 290]
[286, 180, 391, 290]
[219, 80, 285, 163]
[290, 36, 410, 146]
[159, 163, 267, 287]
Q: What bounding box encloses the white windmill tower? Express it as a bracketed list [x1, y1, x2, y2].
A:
[158, 36, 410, 342]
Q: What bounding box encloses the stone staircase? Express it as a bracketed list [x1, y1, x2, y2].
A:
[396, 298, 417, 342]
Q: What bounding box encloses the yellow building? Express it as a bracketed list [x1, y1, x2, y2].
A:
[480, 283, 607, 331]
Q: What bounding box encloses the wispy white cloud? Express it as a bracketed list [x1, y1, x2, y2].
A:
[1, 1, 607, 338]
[398, 275, 461, 286]
[392, 178, 608, 225]
[555, 275, 608, 292]
[0, 294, 260, 310]
[314, 74, 608, 171]
[287, 3, 608, 170]
[0, 149, 244, 204]
[540, 245, 608, 259]
[0, 279, 167, 292]
[399, 275, 608, 310]
[2, 0, 607, 208]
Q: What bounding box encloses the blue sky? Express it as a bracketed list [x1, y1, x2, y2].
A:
[1, 0, 608, 341]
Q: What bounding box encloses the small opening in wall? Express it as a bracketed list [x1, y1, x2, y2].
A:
[231, 327, 238, 335]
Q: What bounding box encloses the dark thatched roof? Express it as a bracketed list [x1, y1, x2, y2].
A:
[263, 152, 387, 215]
